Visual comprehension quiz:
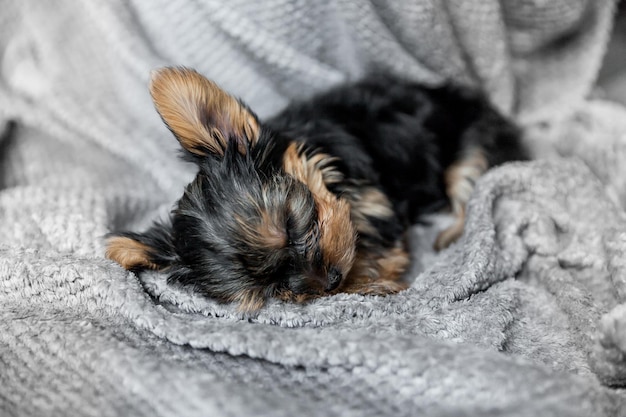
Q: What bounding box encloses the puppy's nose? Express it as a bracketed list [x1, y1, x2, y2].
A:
[325, 267, 343, 292]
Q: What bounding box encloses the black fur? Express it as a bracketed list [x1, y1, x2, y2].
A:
[108, 71, 528, 310]
[268, 76, 527, 229]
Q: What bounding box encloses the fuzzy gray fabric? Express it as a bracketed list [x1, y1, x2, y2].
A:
[2, 1, 626, 416]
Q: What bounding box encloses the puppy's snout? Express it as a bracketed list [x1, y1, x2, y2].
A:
[325, 267, 343, 292]
[298, 268, 343, 294]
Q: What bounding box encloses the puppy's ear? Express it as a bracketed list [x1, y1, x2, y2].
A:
[150, 67, 260, 156]
[105, 224, 177, 272]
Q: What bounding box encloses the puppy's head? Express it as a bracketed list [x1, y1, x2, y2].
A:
[106, 67, 356, 311]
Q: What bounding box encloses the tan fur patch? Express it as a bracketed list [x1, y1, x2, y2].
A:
[375, 245, 410, 281]
[337, 245, 409, 295]
[343, 186, 394, 237]
[275, 290, 313, 304]
[258, 212, 288, 249]
[339, 279, 408, 296]
[231, 288, 266, 312]
[235, 211, 287, 250]
[105, 236, 160, 270]
[353, 187, 394, 219]
[150, 67, 259, 156]
[282, 143, 343, 194]
[315, 197, 357, 276]
[344, 243, 409, 285]
[435, 148, 488, 250]
[282, 143, 356, 277]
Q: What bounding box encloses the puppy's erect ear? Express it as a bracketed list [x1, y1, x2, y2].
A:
[150, 67, 260, 156]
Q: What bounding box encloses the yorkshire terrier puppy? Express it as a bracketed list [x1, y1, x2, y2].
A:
[106, 67, 527, 311]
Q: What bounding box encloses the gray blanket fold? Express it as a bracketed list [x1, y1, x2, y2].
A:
[2, 1, 626, 416]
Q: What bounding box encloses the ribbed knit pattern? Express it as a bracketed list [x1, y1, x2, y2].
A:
[2, 1, 626, 416]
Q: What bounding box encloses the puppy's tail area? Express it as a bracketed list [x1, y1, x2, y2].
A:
[105, 223, 178, 272]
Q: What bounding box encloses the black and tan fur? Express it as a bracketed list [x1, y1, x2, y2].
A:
[106, 67, 527, 311]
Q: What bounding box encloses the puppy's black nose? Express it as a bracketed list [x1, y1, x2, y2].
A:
[325, 267, 343, 292]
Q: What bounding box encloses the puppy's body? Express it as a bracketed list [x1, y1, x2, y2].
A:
[268, 77, 524, 249]
[106, 69, 527, 311]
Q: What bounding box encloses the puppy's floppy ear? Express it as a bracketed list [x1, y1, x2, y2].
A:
[105, 224, 177, 272]
[150, 67, 260, 156]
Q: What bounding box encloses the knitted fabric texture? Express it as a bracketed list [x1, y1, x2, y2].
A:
[1, 1, 626, 416]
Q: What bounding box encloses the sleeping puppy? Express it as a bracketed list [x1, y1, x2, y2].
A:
[106, 67, 527, 311]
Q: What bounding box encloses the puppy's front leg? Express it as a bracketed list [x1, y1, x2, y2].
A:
[434, 148, 488, 250]
[336, 244, 409, 296]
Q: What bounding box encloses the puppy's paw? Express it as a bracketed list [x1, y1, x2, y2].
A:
[434, 219, 464, 250]
[359, 280, 408, 296]
[338, 279, 408, 296]
[435, 148, 487, 251]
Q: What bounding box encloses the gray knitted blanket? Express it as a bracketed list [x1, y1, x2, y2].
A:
[2, 1, 626, 416]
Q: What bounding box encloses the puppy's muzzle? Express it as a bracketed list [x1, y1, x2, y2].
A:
[304, 267, 343, 294]
[325, 267, 343, 292]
